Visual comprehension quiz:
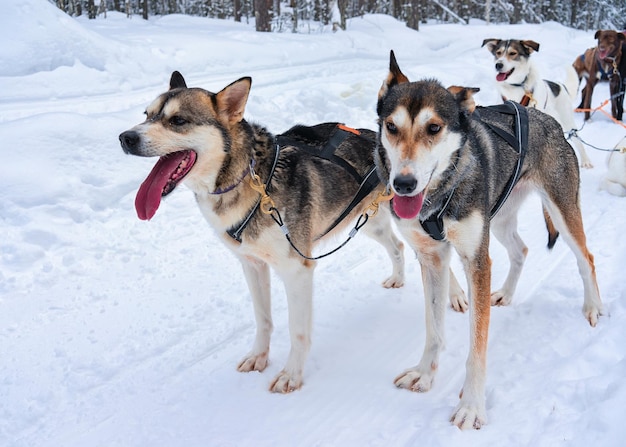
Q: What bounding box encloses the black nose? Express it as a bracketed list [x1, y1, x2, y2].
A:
[119, 130, 140, 154]
[393, 175, 417, 195]
[495, 62, 503, 71]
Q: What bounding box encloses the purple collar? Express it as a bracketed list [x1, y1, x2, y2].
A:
[209, 159, 256, 195]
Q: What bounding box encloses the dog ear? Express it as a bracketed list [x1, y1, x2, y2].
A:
[448, 86, 480, 113]
[170, 71, 187, 90]
[520, 40, 540, 54]
[378, 50, 410, 100]
[481, 38, 500, 53]
[594, 30, 602, 40]
[618, 32, 626, 42]
[215, 77, 252, 125]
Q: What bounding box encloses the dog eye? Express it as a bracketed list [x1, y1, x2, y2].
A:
[428, 124, 441, 134]
[509, 51, 518, 57]
[170, 116, 188, 126]
[386, 121, 398, 134]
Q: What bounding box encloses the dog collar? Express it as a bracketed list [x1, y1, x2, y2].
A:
[209, 159, 256, 195]
[226, 144, 280, 242]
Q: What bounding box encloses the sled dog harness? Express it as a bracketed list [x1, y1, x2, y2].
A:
[226, 124, 381, 244]
[420, 100, 529, 241]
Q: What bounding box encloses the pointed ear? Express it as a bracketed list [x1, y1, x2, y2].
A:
[481, 38, 500, 53]
[521, 40, 540, 53]
[447, 86, 480, 113]
[170, 71, 187, 90]
[215, 77, 252, 125]
[378, 50, 410, 100]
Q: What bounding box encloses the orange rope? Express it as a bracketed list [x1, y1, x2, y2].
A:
[575, 99, 626, 130]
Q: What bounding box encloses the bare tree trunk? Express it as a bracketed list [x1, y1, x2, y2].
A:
[234, 0, 242, 21]
[88, 0, 96, 18]
[255, 0, 272, 32]
[337, 0, 347, 30]
[405, 1, 419, 31]
[143, 0, 149, 20]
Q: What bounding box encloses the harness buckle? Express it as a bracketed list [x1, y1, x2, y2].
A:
[363, 188, 394, 217]
[248, 171, 276, 215]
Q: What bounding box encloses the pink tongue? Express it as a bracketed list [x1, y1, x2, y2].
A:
[392, 192, 424, 219]
[135, 152, 190, 221]
[496, 72, 508, 82]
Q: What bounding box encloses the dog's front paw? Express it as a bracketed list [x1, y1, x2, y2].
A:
[269, 370, 303, 393]
[394, 368, 435, 392]
[450, 401, 487, 430]
[583, 303, 603, 327]
[382, 273, 405, 288]
[490, 289, 512, 306]
[237, 351, 269, 373]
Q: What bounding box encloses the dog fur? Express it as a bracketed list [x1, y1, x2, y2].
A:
[374, 51, 603, 429]
[600, 135, 626, 196]
[572, 30, 626, 121]
[119, 72, 406, 393]
[482, 38, 593, 168]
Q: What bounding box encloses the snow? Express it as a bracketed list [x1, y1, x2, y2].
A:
[1, 1, 626, 445]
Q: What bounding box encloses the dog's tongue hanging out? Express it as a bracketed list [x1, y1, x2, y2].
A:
[392, 192, 424, 219]
[135, 150, 196, 220]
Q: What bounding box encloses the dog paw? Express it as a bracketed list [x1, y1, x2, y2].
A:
[394, 368, 435, 392]
[269, 370, 303, 393]
[449, 290, 468, 313]
[237, 351, 269, 373]
[581, 160, 594, 169]
[583, 304, 603, 327]
[490, 290, 512, 306]
[382, 274, 405, 288]
[450, 401, 487, 430]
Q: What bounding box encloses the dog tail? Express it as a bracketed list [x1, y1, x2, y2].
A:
[543, 206, 560, 249]
[564, 65, 580, 102]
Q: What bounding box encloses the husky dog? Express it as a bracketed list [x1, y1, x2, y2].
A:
[375, 51, 602, 429]
[572, 30, 626, 121]
[483, 38, 593, 168]
[119, 72, 406, 393]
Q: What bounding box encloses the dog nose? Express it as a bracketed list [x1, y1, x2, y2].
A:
[495, 62, 503, 71]
[119, 130, 140, 154]
[393, 175, 417, 195]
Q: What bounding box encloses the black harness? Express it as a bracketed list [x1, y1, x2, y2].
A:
[226, 124, 379, 243]
[420, 101, 529, 241]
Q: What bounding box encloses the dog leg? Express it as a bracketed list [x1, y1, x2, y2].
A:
[489, 205, 528, 307]
[581, 77, 597, 121]
[269, 261, 314, 393]
[362, 208, 405, 288]
[543, 199, 603, 326]
[237, 256, 273, 373]
[451, 233, 491, 430]
[394, 236, 450, 393]
[570, 135, 593, 169]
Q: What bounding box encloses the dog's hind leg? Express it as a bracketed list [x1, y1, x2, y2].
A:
[237, 256, 273, 373]
[542, 195, 603, 326]
[269, 259, 315, 393]
[362, 207, 405, 288]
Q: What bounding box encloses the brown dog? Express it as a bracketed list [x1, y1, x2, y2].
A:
[572, 29, 625, 120]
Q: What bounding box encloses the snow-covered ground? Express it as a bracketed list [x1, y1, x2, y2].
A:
[2, 1, 625, 445]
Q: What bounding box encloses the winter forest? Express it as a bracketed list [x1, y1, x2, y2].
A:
[52, 0, 626, 33]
